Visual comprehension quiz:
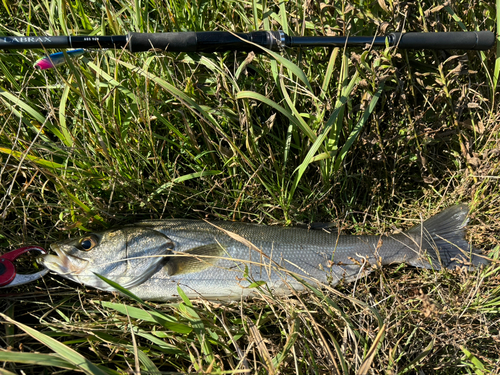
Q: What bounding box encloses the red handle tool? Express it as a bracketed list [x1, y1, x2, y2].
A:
[0, 246, 48, 288]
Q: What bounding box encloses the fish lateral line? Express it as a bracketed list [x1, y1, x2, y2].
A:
[39, 204, 490, 300]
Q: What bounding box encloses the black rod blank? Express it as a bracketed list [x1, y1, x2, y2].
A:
[0, 30, 494, 52]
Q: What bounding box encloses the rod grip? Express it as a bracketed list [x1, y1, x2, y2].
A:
[127, 31, 282, 53]
[127, 32, 197, 52]
[388, 31, 495, 50]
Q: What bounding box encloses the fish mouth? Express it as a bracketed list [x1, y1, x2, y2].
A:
[40, 244, 88, 275]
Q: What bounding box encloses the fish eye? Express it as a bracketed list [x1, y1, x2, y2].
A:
[79, 235, 99, 251]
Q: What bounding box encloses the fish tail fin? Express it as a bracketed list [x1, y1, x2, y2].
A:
[406, 204, 489, 269]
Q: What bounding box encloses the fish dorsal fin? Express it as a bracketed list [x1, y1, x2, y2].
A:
[164, 244, 225, 276]
[309, 222, 338, 233]
[296, 222, 339, 233]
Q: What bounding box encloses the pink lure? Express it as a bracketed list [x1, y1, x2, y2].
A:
[34, 49, 86, 70]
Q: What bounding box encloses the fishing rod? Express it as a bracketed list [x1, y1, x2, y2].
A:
[0, 30, 495, 53]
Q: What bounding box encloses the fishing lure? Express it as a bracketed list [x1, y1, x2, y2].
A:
[34, 49, 86, 70]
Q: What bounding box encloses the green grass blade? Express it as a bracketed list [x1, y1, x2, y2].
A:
[493, 0, 500, 90]
[252, 0, 258, 29]
[236, 90, 317, 142]
[86, 61, 138, 100]
[173, 170, 221, 183]
[0, 87, 67, 144]
[58, 82, 75, 147]
[1, 0, 11, 15]
[460, 346, 486, 375]
[100, 301, 193, 334]
[111, 57, 220, 130]
[136, 349, 161, 375]
[320, 48, 340, 101]
[287, 73, 359, 202]
[0, 88, 46, 123]
[397, 339, 434, 374]
[215, 32, 311, 91]
[94, 273, 146, 304]
[257, 48, 312, 92]
[57, 0, 68, 35]
[0, 60, 21, 92]
[333, 82, 384, 171]
[0, 146, 66, 169]
[0, 351, 78, 371]
[0, 313, 109, 375]
[132, 330, 185, 355]
[177, 285, 194, 307]
[443, 5, 468, 30]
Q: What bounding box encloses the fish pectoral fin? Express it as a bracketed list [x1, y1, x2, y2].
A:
[164, 244, 225, 276]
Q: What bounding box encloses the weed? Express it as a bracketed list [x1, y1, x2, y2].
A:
[1, 0, 499, 373]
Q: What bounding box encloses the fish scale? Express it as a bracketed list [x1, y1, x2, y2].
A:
[129, 220, 439, 299]
[40, 205, 489, 300]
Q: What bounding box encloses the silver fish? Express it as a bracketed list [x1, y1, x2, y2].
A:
[40, 205, 489, 300]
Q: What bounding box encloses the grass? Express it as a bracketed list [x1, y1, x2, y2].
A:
[0, 0, 499, 373]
